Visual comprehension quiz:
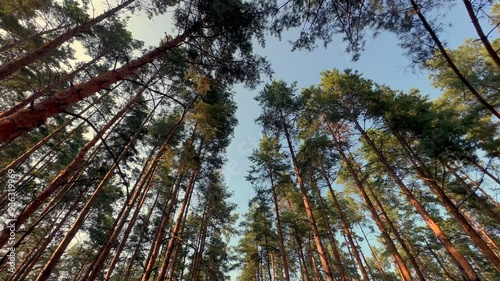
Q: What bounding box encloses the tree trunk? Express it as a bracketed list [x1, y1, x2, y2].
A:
[409, 0, 500, 119]
[313, 155, 369, 281]
[423, 237, 459, 281]
[12, 187, 86, 281]
[34, 98, 187, 281]
[367, 181, 426, 281]
[462, 0, 500, 68]
[0, 23, 69, 53]
[120, 193, 159, 281]
[351, 119, 480, 280]
[102, 163, 158, 281]
[281, 117, 334, 281]
[269, 172, 291, 281]
[359, 226, 389, 281]
[444, 161, 500, 215]
[0, 55, 104, 119]
[156, 170, 198, 280]
[295, 233, 312, 281]
[330, 142, 413, 281]
[84, 97, 163, 280]
[0, 0, 135, 81]
[392, 130, 500, 272]
[0, 87, 106, 177]
[310, 173, 348, 281]
[0, 89, 142, 248]
[0, 24, 198, 143]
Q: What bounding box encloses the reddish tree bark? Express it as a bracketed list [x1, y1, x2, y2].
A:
[0, 25, 196, 143]
[0, 0, 135, 81]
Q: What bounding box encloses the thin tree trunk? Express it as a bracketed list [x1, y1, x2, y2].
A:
[120, 193, 159, 281]
[12, 186, 86, 281]
[102, 159, 158, 281]
[359, 226, 388, 281]
[269, 172, 292, 281]
[356, 234, 376, 280]
[34, 97, 187, 281]
[295, 233, 312, 281]
[0, 0, 135, 81]
[189, 205, 210, 281]
[392, 130, 500, 271]
[313, 155, 369, 281]
[366, 181, 426, 281]
[471, 160, 500, 186]
[0, 23, 70, 53]
[423, 238, 459, 281]
[444, 161, 500, 213]
[463, 0, 500, 68]
[409, 0, 500, 119]
[331, 142, 413, 281]
[156, 170, 198, 280]
[350, 118, 480, 280]
[0, 89, 142, 248]
[281, 116, 334, 281]
[310, 173, 348, 281]
[84, 94, 163, 280]
[0, 83, 111, 177]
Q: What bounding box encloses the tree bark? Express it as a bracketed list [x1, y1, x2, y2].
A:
[0, 24, 198, 143]
[409, 0, 500, 119]
[281, 116, 334, 281]
[0, 89, 142, 248]
[0, 0, 135, 81]
[351, 119, 480, 281]
[463, 0, 500, 68]
[269, 171, 292, 281]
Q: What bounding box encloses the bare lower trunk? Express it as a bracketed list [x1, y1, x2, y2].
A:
[351, 119, 479, 280]
[281, 118, 334, 281]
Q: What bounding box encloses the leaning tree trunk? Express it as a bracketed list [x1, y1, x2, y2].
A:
[0, 0, 135, 81]
[0, 23, 198, 143]
[280, 115, 334, 281]
[0, 55, 105, 119]
[392, 130, 500, 272]
[120, 193, 159, 281]
[310, 173, 348, 281]
[409, 0, 500, 119]
[0, 86, 110, 177]
[156, 170, 198, 280]
[462, 0, 500, 68]
[328, 138, 413, 281]
[0, 89, 142, 248]
[351, 118, 480, 281]
[269, 172, 292, 281]
[34, 98, 187, 281]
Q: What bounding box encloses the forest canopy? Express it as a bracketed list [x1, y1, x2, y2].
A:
[0, 0, 498, 280]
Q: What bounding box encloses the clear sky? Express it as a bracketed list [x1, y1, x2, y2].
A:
[121, 2, 490, 279]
